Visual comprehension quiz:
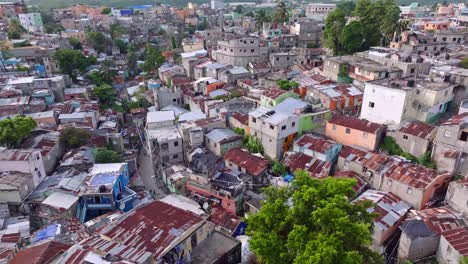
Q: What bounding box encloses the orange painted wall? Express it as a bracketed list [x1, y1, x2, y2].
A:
[325, 121, 379, 151]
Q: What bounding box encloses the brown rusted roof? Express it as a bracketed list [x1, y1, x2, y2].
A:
[230, 112, 249, 126]
[407, 207, 465, 235]
[441, 227, 468, 256]
[295, 134, 337, 154]
[262, 87, 286, 99]
[98, 201, 204, 260]
[224, 148, 269, 177]
[398, 120, 435, 139]
[328, 114, 384, 134]
[11, 241, 70, 264]
[339, 146, 389, 172]
[382, 158, 451, 189]
[283, 152, 331, 178]
[440, 113, 468, 126]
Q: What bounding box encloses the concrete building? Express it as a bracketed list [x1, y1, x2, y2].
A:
[205, 128, 243, 156]
[293, 134, 342, 162]
[326, 114, 385, 151]
[360, 78, 455, 126]
[305, 3, 336, 20]
[388, 121, 436, 157]
[18, 13, 43, 32]
[357, 47, 431, 78]
[432, 113, 468, 177]
[289, 21, 322, 48]
[269, 52, 297, 71]
[445, 179, 468, 218]
[211, 0, 224, 10]
[249, 107, 299, 160]
[0, 149, 46, 187]
[212, 37, 267, 67]
[323, 55, 402, 84]
[354, 190, 411, 254]
[436, 227, 468, 264]
[224, 148, 270, 189]
[398, 207, 466, 262]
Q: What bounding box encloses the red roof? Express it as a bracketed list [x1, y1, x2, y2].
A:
[441, 113, 468, 126]
[383, 158, 451, 189]
[295, 134, 337, 154]
[441, 227, 468, 256]
[328, 114, 384, 134]
[209, 208, 240, 233]
[334, 170, 368, 194]
[283, 152, 331, 178]
[11, 241, 70, 264]
[263, 87, 286, 99]
[408, 207, 465, 234]
[398, 120, 435, 139]
[224, 148, 269, 177]
[339, 146, 389, 172]
[99, 201, 204, 260]
[230, 112, 249, 126]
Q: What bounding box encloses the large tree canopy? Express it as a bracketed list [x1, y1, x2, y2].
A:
[246, 170, 382, 264]
[55, 49, 90, 80]
[0, 116, 36, 148]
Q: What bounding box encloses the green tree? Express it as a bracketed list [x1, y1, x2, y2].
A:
[272, 161, 286, 176]
[93, 84, 116, 107]
[0, 116, 36, 148]
[86, 30, 108, 53]
[341, 21, 365, 54]
[276, 80, 299, 90]
[127, 51, 138, 74]
[101, 7, 111, 14]
[99, 60, 117, 84]
[255, 10, 272, 31]
[8, 18, 26, 36]
[353, 0, 371, 17]
[142, 44, 165, 73]
[243, 135, 264, 154]
[459, 58, 468, 69]
[55, 49, 90, 80]
[7, 30, 21, 40]
[109, 23, 127, 39]
[197, 17, 209, 31]
[323, 10, 346, 55]
[273, 1, 289, 23]
[95, 148, 121, 163]
[234, 5, 245, 14]
[337, 1, 356, 16]
[247, 170, 382, 264]
[113, 39, 128, 54]
[44, 23, 64, 34]
[68, 37, 82, 50]
[379, 0, 402, 46]
[171, 36, 177, 49]
[59, 127, 91, 149]
[419, 151, 437, 169]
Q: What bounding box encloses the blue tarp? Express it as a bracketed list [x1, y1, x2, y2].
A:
[90, 173, 117, 186]
[283, 174, 294, 183]
[31, 224, 58, 243]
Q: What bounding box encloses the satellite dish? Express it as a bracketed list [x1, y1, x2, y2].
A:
[202, 202, 209, 210]
[119, 203, 126, 211]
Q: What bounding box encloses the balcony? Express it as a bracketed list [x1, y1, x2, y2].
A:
[116, 186, 137, 212]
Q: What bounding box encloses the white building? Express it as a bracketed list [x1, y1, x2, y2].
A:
[18, 13, 43, 32]
[211, 0, 224, 10]
[0, 149, 46, 187]
[305, 3, 336, 21]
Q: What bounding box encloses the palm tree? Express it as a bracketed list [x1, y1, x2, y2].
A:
[254, 10, 272, 31]
[274, 1, 289, 23]
[99, 60, 116, 84]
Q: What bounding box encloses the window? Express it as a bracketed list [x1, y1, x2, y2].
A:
[407, 187, 413, 194]
[345, 128, 351, 134]
[410, 68, 415, 74]
[252, 117, 256, 123]
[251, 49, 254, 52]
[174, 141, 179, 147]
[173, 154, 178, 159]
[416, 90, 420, 95]
[281, 125, 286, 130]
[292, 122, 296, 127]
[270, 125, 274, 130]
[387, 179, 392, 186]
[368, 102, 375, 108]
[332, 124, 336, 130]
